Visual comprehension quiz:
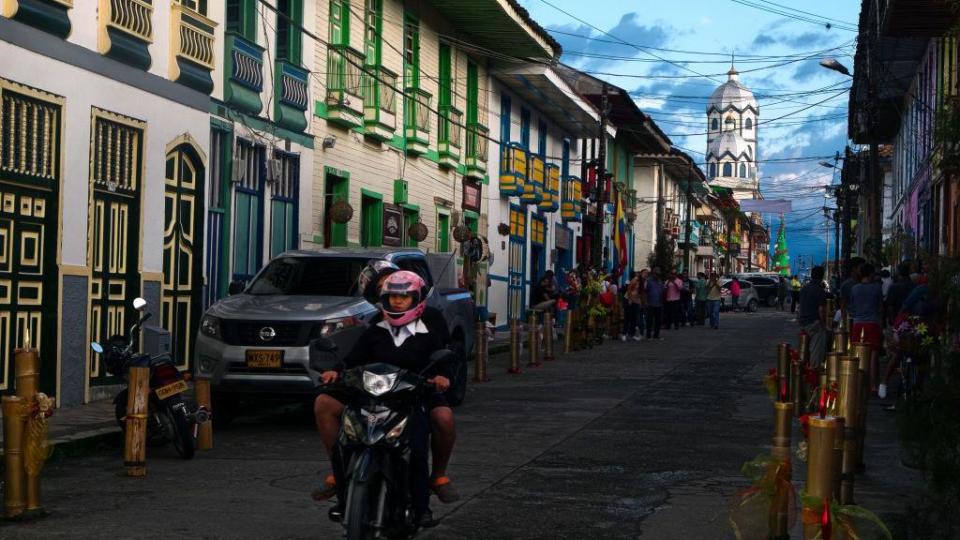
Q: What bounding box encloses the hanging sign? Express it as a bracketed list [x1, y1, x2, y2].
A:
[462, 179, 481, 213]
[383, 204, 402, 247]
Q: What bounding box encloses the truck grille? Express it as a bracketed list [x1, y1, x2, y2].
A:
[226, 364, 310, 375]
[220, 321, 313, 347]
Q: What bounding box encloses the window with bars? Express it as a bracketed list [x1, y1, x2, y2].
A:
[364, 0, 382, 65]
[403, 13, 419, 87]
[178, 0, 207, 15]
[329, 0, 349, 46]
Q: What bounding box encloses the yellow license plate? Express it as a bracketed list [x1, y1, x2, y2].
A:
[246, 349, 283, 368]
[155, 380, 188, 400]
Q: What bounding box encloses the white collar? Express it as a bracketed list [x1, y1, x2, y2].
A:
[376, 319, 429, 347]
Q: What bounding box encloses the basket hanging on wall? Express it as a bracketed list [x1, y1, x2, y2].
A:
[452, 223, 472, 243]
[329, 199, 354, 224]
[408, 221, 428, 242]
[497, 223, 510, 236]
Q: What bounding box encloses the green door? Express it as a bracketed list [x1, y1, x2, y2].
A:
[437, 212, 450, 252]
[324, 171, 348, 247]
[0, 82, 61, 395]
[360, 192, 383, 247]
[402, 207, 419, 247]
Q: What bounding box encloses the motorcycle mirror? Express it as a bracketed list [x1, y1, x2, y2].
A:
[132, 297, 147, 311]
[90, 342, 104, 354]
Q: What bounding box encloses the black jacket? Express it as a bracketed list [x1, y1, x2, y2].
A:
[341, 307, 451, 378]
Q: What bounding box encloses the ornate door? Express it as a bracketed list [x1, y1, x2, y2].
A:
[163, 143, 204, 370]
[0, 80, 62, 395]
[87, 109, 143, 386]
[507, 204, 526, 321]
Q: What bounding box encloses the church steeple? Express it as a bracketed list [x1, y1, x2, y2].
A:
[728, 52, 739, 81]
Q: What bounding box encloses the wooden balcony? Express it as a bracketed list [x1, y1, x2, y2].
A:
[98, 0, 153, 69]
[437, 105, 462, 169]
[465, 122, 489, 179]
[326, 44, 365, 128]
[361, 65, 397, 141]
[404, 87, 431, 155]
[169, 4, 216, 94]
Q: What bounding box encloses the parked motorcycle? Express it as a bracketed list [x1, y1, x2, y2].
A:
[318, 338, 453, 540]
[90, 297, 208, 460]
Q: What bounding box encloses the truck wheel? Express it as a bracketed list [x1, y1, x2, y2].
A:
[748, 299, 759, 312]
[446, 336, 468, 407]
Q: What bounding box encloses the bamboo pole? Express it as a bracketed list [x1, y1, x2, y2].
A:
[508, 319, 522, 374]
[542, 311, 555, 361]
[195, 378, 214, 451]
[527, 311, 542, 367]
[563, 309, 573, 354]
[804, 416, 839, 540]
[837, 357, 860, 504]
[14, 348, 39, 399]
[2, 396, 26, 518]
[124, 367, 150, 477]
[851, 342, 871, 470]
[770, 400, 793, 540]
[473, 321, 489, 383]
[776, 343, 790, 397]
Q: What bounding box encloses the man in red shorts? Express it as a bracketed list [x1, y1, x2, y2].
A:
[848, 263, 883, 391]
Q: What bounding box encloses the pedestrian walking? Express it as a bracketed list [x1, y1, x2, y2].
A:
[729, 277, 742, 312]
[706, 273, 722, 329]
[789, 275, 801, 313]
[620, 272, 642, 341]
[848, 263, 883, 370]
[679, 272, 693, 326]
[664, 270, 684, 330]
[777, 276, 788, 311]
[694, 272, 708, 325]
[645, 267, 664, 339]
[798, 265, 829, 368]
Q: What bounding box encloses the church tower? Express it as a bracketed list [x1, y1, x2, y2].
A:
[706, 63, 760, 200]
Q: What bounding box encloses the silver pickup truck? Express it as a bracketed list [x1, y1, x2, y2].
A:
[194, 249, 475, 415]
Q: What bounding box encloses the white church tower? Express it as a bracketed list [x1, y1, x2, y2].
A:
[706, 63, 760, 200]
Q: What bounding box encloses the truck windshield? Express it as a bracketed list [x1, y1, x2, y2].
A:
[247, 257, 367, 296]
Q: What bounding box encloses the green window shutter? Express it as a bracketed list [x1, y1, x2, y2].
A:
[466, 61, 478, 125]
[403, 207, 419, 247]
[276, 0, 302, 64]
[439, 44, 451, 108]
[403, 13, 419, 87]
[330, 175, 349, 247]
[364, 0, 381, 65]
[329, 0, 347, 46]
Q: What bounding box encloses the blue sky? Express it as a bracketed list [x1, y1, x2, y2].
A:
[518, 0, 860, 271]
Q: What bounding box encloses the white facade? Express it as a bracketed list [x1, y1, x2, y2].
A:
[706, 66, 760, 199]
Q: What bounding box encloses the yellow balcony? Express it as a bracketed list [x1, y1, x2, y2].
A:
[98, 0, 153, 69]
[538, 163, 560, 212]
[520, 154, 544, 205]
[499, 143, 526, 196]
[561, 175, 582, 222]
[169, 4, 216, 94]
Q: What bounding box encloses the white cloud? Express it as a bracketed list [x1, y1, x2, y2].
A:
[634, 97, 667, 110]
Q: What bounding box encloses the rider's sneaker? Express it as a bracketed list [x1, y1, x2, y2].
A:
[878, 384, 887, 399]
[414, 508, 436, 528]
[431, 476, 461, 503]
[328, 501, 345, 523]
[311, 474, 337, 501]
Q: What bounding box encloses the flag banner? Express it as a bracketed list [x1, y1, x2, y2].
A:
[739, 200, 792, 213]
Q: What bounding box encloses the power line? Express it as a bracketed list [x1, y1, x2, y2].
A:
[728, 0, 858, 31]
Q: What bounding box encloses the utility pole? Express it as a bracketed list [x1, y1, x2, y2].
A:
[683, 177, 692, 273]
[592, 83, 608, 269]
[866, 18, 882, 265]
[746, 218, 754, 272]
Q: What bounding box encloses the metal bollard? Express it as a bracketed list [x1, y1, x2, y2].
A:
[804, 415, 840, 540]
[508, 319, 522, 374]
[195, 378, 214, 451]
[527, 311, 542, 367]
[124, 366, 150, 477]
[542, 311, 555, 361]
[563, 310, 574, 354]
[837, 357, 860, 505]
[2, 396, 26, 518]
[473, 321, 489, 382]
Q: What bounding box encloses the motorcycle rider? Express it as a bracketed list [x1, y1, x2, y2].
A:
[313, 270, 459, 526]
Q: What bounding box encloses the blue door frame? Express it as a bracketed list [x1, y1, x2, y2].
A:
[232, 139, 266, 283]
[507, 204, 526, 321]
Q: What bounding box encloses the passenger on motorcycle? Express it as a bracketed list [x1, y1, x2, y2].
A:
[313, 269, 459, 526]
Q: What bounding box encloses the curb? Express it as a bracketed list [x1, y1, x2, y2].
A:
[0, 425, 121, 475]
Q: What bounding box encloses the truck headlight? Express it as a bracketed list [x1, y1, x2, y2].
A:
[200, 316, 221, 339]
[318, 316, 360, 337]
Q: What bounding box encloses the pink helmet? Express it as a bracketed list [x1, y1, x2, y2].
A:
[379, 270, 427, 326]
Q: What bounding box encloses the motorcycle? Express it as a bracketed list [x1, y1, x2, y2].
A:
[317, 338, 453, 540]
[90, 297, 208, 460]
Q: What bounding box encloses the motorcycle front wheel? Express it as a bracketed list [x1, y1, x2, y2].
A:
[346, 478, 372, 540]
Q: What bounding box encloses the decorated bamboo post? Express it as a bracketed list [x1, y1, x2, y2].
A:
[832, 330, 848, 356]
[837, 357, 860, 504]
[2, 396, 27, 518]
[542, 311, 555, 361]
[831, 416, 845, 501]
[776, 343, 790, 397]
[804, 414, 840, 540]
[799, 331, 810, 364]
[124, 366, 150, 477]
[15, 347, 52, 516]
[473, 321, 489, 382]
[851, 340, 872, 470]
[194, 378, 214, 451]
[527, 311, 542, 367]
[508, 318, 522, 374]
[826, 352, 841, 390]
[771, 399, 794, 540]
[563, 309, 574, 354]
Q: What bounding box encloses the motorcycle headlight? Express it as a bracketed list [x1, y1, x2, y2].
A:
[342, 411, 361, 441]
[385, 417, 408, 441]
[200, 315, 221, 338]
[362, 371, 398, 396]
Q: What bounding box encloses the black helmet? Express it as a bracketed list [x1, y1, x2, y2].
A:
[355, 259, 400, 304]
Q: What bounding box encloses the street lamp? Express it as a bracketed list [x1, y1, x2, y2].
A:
[819, 161, 836, 169]
[819, 58, 852, 77]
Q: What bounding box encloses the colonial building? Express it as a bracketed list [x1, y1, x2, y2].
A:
[706, 65, 760, 200]
[1, 0, 218, 404]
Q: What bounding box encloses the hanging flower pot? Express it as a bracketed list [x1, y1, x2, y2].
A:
[453, 223, 472, 243]
[408, 221, 428, 242]
[329, 199, 354, 224]
[497, 223, 510, 236]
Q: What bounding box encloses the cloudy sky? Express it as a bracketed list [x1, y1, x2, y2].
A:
[518, 0, 860, 270]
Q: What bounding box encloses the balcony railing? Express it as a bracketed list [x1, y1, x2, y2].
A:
[561, 175, 582, 222]
[102, 0, 153, 43]
[171, 4, 215, 70]
[521, 154, 545, 205]
[499, 143, 527, 196]
[465, 123, 488, 178]
[438, 105, 462, 168]
[326, 44, 365, 127]
[361, 65, 397, 140]
[538, 163, 560, 212]
[403, 88, 432, 154]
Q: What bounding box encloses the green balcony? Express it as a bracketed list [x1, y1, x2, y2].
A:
[275, 60, 309, 132]
[437, 105, 462, 169]
[326, 44, 365, 129]
[224, 33, 264, 115]
[361, 65, 397, 141]
[404, 87, 431, 156]
[465, 122, 489, 180]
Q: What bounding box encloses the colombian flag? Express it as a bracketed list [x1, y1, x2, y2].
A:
[611, 190, 628, 277]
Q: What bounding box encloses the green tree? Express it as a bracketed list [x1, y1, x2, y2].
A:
[772, 219, 790, 276]
[648, 232, 676, 272]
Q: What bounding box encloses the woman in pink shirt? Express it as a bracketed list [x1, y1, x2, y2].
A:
[664, 271, 684, 330]
[729, 277, 741, 312]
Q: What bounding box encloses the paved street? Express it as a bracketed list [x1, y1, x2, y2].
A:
[1, 311, 922, 539]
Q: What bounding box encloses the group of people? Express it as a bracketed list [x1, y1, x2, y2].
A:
[794, 257, 938, 407]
